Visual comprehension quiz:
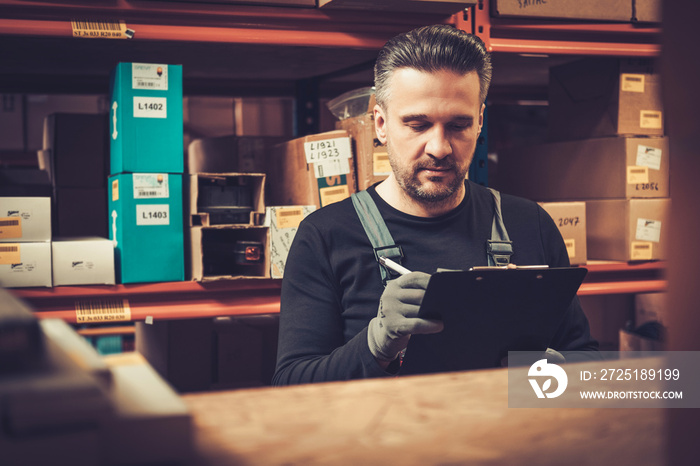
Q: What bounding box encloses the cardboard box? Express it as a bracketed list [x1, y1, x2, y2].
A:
[136, 318, 215, 393]
[319, 0, 475, 14]
[187, 135, 284, 174]
[586, 198, 670, 261]
[336, 114, 390, 191]
[548, 58, 663, 141]
[54, 187, 108, 238]
[0, 94, 24, 151]
[635, 292, 667, 327]
[635, 0, 662, 22]
[496, 136, 669, 201]
[268, 130, 356, 209]
[234, 97, 294, 137]
[190, 226, 269, 281]
[43, 113, 109, 188]
[0, 169, 52, 197]
[213, 315, 279, 389]
[0, 197, 51, 242]
[51, 237, 115, 286]
[0, 241, 52, 288]
[108, 173, 185, 284]
[538, 202, 587, 265]
[264, 206, 315, 278]
[491, 0, 632, 21]
[110, 63, 184, 174]
[189, 173, 265, 227]
[26, 94, 105, 151]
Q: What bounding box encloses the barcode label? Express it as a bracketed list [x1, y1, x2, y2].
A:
[621, 73, 645, 93]
[319, 185, 350, 207]
[75, 299, 132, 323]
[627, 165, 649, 184]
[132, 63, 169, 91]
[71, 20, 131, 39]
[276, 208, 304, 229]
[133, 174, 169, 198]
[0, 216, 22, 239]
[631, 242, 653, 261]
[373, 152, 392, 175]
[564, 239, 576, 259]
[640, 110, 663, 129]
[73, 20, 121, 31]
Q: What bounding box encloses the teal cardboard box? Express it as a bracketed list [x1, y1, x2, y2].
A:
[110, 63, 184, 174]
[108, 173, 185, 283]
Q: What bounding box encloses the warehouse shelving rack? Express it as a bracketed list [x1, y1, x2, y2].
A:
[3, 0, 665, 325]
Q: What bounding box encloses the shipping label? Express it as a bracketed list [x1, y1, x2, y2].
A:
[627, 166, 650, 184]
[636, 145, 663, 170]
[564, 239, 576, 260]
[636, 218, 662, 243]
[640, 110, 663, 129]
[373, 149, 392, 176]
[131, 63, 169, 90]
[0, 217, 22, 239]
[621, 74, 646, 93]
[631, 241, 653, 261]
[0, 243, 21, 264]
[275, 207, 305, 230]
[133, 174, 169, 199]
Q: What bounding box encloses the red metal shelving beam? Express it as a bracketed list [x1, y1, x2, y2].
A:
[33, 293, 281, 324]
[578, 279, 667, 296]
[0, 0, 457, 48]
[0, 18, 392, 48]
[16, 261, 667, 324]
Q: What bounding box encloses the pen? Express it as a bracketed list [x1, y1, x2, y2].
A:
[378, 256, 412, 276]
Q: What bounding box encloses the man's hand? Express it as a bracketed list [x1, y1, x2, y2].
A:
[367, 272, 444, 364]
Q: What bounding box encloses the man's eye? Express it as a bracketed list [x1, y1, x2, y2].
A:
[408, 124, 429, 132]
[448, 123, 470, 132]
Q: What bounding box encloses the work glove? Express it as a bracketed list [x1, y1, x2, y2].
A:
[367, 272, 444, 364]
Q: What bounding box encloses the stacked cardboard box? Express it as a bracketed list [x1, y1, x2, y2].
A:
[42, 113, 109, 238]
[490, 0, 661, 23]
[188, 172, 268, 281]
[0, 197, 52, 287]
[498, 57, 670, 263]
[267, 129, 356, 208]
[108, 63, 185, 284]
[51, 237, 115, 286]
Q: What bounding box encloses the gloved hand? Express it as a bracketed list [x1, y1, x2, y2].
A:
[367, 272, 444, 364]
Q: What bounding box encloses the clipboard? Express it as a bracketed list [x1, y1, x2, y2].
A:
[400, 266, 588, 376]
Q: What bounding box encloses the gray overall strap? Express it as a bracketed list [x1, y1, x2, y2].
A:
[351, 191, 404, 284]
[486, 188, 513, 266]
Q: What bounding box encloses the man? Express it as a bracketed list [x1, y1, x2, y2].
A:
[272, 24, 598, 386]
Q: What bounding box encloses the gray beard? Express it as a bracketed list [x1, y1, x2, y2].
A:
[389, 153, 468, 207]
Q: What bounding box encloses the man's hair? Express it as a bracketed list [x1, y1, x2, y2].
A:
[374, 24, 492, 110]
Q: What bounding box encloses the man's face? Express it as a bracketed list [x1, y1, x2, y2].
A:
[374, 68, 484, 204]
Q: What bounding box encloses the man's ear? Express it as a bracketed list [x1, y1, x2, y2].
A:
[478, 103, 485, 134]
[374, 104, 388, 145]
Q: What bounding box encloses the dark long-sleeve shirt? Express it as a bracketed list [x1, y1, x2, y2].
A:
[273, 181, 598, 385]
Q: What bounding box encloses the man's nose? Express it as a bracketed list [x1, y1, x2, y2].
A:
[425, 126, 452, 159]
